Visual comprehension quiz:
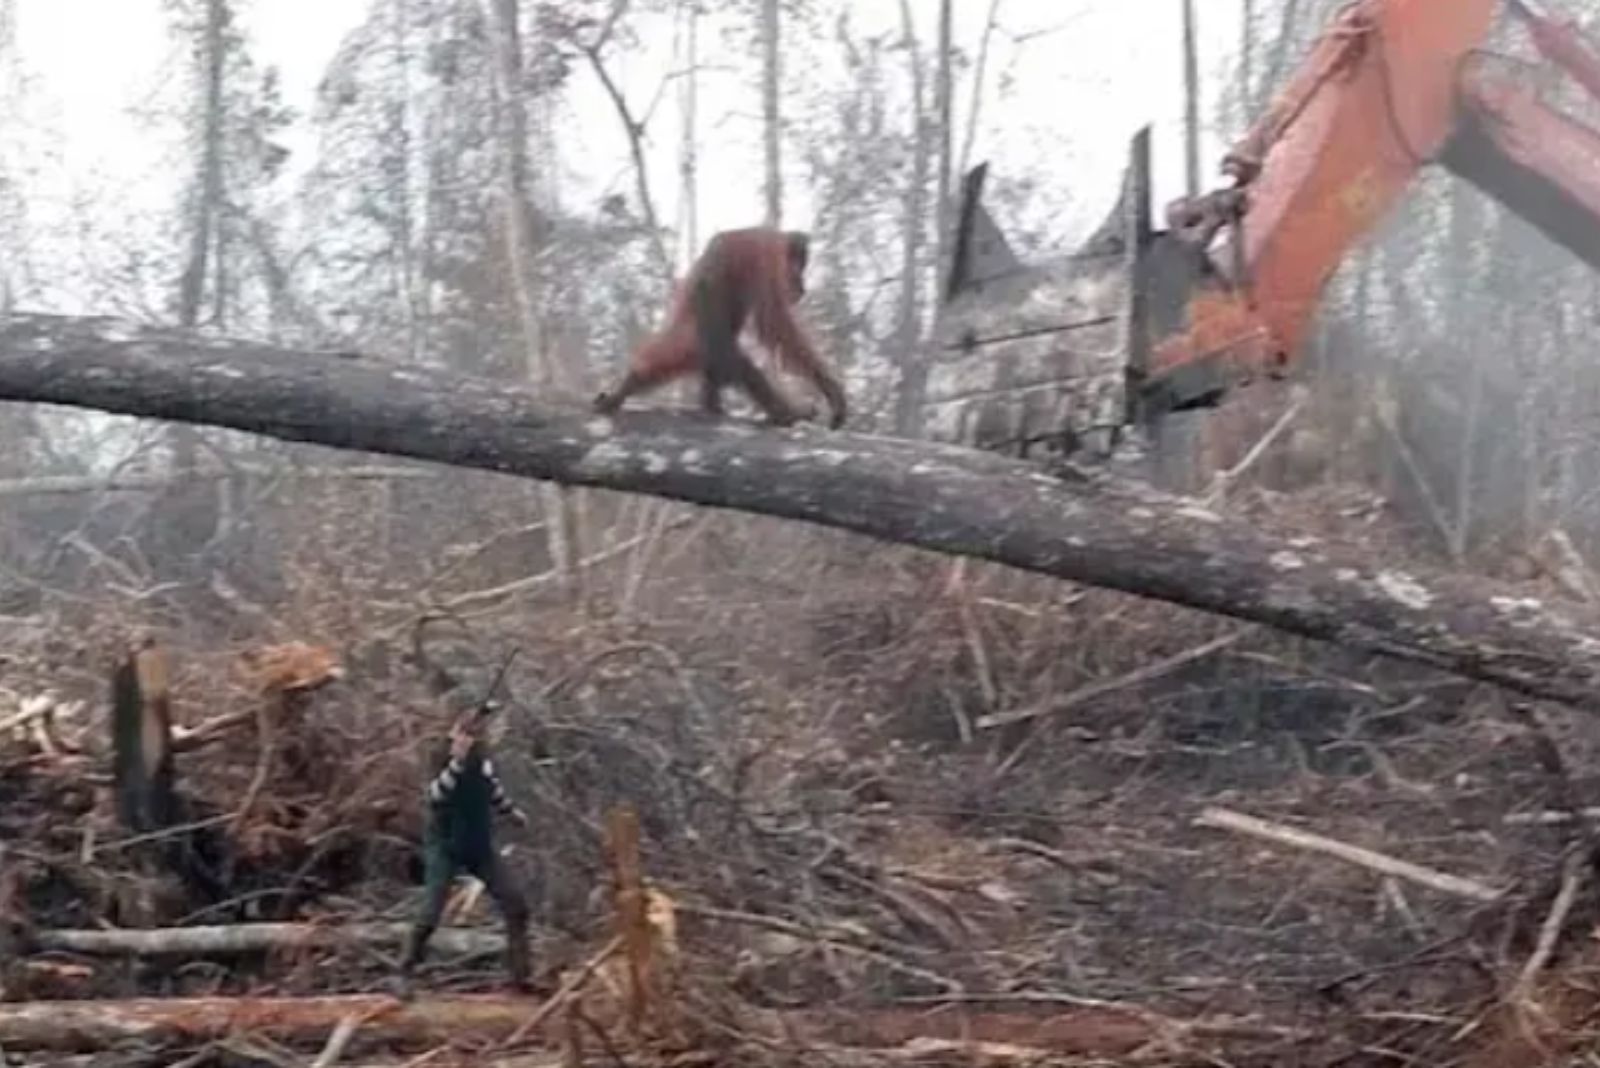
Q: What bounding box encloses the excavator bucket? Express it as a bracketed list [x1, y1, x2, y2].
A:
[935, 146, 1137, 457]
[941, 126, 1228, 452]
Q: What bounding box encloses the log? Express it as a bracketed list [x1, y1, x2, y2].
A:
[33, 922, 504, 958]
[5, 313, 1600, 710]
[0, 993, 536, 1052]
[0, 992, 1290, 1058]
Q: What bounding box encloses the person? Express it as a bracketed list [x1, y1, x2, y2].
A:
[397, 704, 532, 999]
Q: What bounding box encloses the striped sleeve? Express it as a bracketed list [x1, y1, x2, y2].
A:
[482, 759, 519, 816]
[425, 754, 467, 805]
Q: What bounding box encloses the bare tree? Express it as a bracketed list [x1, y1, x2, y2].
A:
[1445, 184, 1485, 564]
[935, 0, 955, 293]
[167, 0, 294, 337]
[571, 2, 671, 278]
[175, 0, 228, 334]
[619, 0, 703, 617]
[761, 0, 782, 226]
[956, 0, 1002, 182]
[892, 0, 931, 437]
[485, 0, 552, 385]
[388, 0, 423, 363]
[485, 0, 578, 584]
[1239, 0, 1254, 125]
[1183, 0, 1200, 197]
[164, 0, 232, 553]
[678, 0, 700, 256]
[0, 0, 38, 474]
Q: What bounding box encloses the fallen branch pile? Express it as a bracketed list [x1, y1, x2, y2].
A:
[7, 420, 1600, 1064]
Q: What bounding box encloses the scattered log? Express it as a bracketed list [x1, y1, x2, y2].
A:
[0, 993, 1301, 1059]
[1195, 806, 1506, 902]
[0, 993, 534, 1052]
[6, 314, 1600, 710]
[33, 922, 504, 958]
[784, 1002, 1309, 1049]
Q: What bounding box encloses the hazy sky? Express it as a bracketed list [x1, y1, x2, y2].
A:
[4, 0, 1245, 304]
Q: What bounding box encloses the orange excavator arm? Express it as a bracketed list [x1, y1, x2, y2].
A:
[1133, 0, 1600, 418]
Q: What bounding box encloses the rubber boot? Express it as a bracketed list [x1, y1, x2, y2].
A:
[394, 925, 430, 1001]
[506, 919, 532, 994]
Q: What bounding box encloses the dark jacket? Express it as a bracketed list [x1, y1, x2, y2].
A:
[422, 740, 520, 865]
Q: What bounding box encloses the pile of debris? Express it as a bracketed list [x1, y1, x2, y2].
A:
[6, 590, 1600, 1066]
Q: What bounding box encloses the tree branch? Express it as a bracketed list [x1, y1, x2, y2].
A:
[1195, 806, 1505, 902]
[5, 314, 1600, 710]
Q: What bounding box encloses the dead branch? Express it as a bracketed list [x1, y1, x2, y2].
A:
[7, 314, 1600, 710]
[1504, 809, 1600, 826]
[1503, 703, 1600, 856]
[1204, 387, 1308, 505]
[502, 936, 623, 1048]
[231, 698, 278, 837]
[1195, 806, 1506, 902]
[84, 814, 233, 860]
[979, 629, 1248, 729]
[679, 903, 958, 991]
[428, 516, 693, 616]
[0, 695, 62, 739]
[948, 559, 998, 714]
[1509, 851, 1585, 1003]
[171, 709, 258, 752]
[311, 1009, 382, 1068]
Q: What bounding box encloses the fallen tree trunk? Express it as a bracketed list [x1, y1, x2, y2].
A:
[0, 994, 532, 1052]
[0, 992, 1292, 1058]
[33, 922, 502, 958]
[4, 313, 1600, 709]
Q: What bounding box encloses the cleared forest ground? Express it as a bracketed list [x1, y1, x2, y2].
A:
[5, 481, 1600, 1066]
